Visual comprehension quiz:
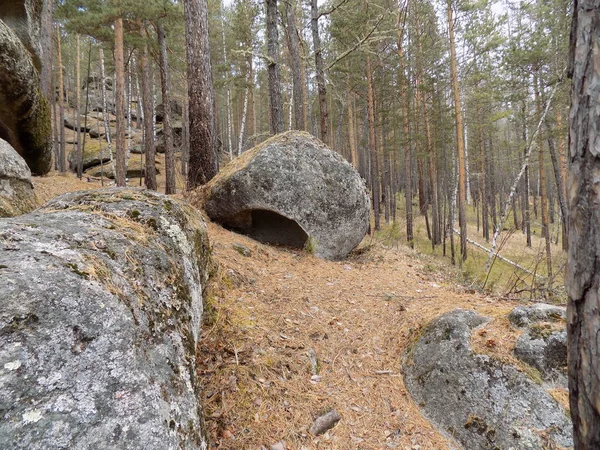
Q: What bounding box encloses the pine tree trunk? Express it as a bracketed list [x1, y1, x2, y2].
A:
[366, 54, 380, 231]
[157, 23, 176, 195]
[184, 0, 217, 188]
[114, 17, 127, 186]
[56, 24, 66, 173]
[285, 0, 305, 131]
[266, 0, 284, 135]
[99, 48, 115, 182]
[448, 0, 467, 261]
[396, 19, 413, 247]
[557, 108, 568, 250]
[346, 73, 359, 170]
[566, 0, 600, 444]
[76, 35, 82, 179]
[139, 42, 156, 190]
[311, 0, 328, 144]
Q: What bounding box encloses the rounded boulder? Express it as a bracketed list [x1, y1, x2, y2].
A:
[203, 131, 370, 260]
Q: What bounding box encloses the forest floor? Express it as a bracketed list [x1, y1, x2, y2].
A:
[32, 170, 568, 450]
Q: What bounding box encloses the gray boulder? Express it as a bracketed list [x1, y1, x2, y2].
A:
[204, 131, 370, 260]
[508, 303, 566, 328]
[0, 138, 37, 217]
[0, 18, 51, 175]
[67, 142, 111, 171]
[0, 0, 42, 68]
[403, 309, 572, 450]
[0, 188, 211, 449]
[514, 329, 567, 382]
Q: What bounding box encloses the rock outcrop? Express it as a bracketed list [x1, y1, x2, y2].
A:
[403, 309, 572, 450]
[0, 189, 211, 449]
[509, 303, 567, 383]
[514, 328, 567, 382]
[0, 138, 37, 217]
[0, 17, 51, 175]
[0, 0, 42, 68]
[203, 131, 370, 260]
[508, 303, 566, 328]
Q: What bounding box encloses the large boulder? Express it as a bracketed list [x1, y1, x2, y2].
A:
[403, 309, 572, 450]
[203, 131, 370, 260]
[85, 159, 160, 179]
[0, 138, 37, 217]
[0, 0, 42, 68]
[0, 18, 51, 175]
[0, 188, 211, 449]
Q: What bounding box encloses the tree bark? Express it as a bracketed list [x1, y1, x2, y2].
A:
[284, 0, 305, 131]
[396, 14, 413, 247]
[157, 23, 176, 195]
[366, 54, 380, 231]
[140, 42, 156, 190]
[567, 0, 600, 446]
[184, 0, 217, 188]
[311, 0, 328, 144]
[266, 0, 284, 135]
[448, 0, 467, 261]
[76, 35, 82, 179]
[534, 73, 552, 279]
[56, 24, 66, 173]
[114, 17, 127, 187]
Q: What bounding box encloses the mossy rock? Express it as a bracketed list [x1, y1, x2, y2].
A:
[85, 158, 160, 179]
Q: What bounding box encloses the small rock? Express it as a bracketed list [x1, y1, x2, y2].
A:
[307, 348, 319, 375]
[233, 243, 252, 257]
[309, 409, 341, 436]
[270, 441, 286, 450]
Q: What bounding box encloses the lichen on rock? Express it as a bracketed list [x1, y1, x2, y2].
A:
[0, 138, 37, 217]
[0, 188, 211, 449]
[202, 131, 370, 260]
[403, 309, 572, 450]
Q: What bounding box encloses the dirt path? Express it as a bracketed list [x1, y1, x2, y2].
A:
[200, 223, 520, 450]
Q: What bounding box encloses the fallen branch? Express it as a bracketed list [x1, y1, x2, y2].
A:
[453, 229, 544, 279]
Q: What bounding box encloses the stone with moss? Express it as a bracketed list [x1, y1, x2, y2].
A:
[67, 140, 111, 171]
[0, 188, 211, 449]
[84, 158, 160, 179]
[0, 138, 37, 217]
[403, 309, 572, 449]
[0, 18, 51, 175]
[203, 131, 370, 260]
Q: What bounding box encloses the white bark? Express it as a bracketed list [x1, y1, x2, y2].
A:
[237, 86, 249, 156]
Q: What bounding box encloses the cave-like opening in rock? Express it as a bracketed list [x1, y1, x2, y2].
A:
[226, 209, 308, 248]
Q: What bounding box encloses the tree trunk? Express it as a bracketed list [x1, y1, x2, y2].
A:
[76, 35, 82, 179]
[566, 0, 600, 445]
[114, 17, 127, 187]
[396, 17, 412, 247]
[311, 0, 328, 144]
[266, 0, 284, 135]
[448, 0, 467, 261]
[285, 0, 305, 131]
[534, 73, 552, 279]
[157, 23, 176, 195]
[56, 24, 66, 173]
[366, 54, 380, 231]
[140, 42, 156, 190]
[346, 72, 359, 170]
[99, 48, 115, 181]
[184, 0, 217, 188]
